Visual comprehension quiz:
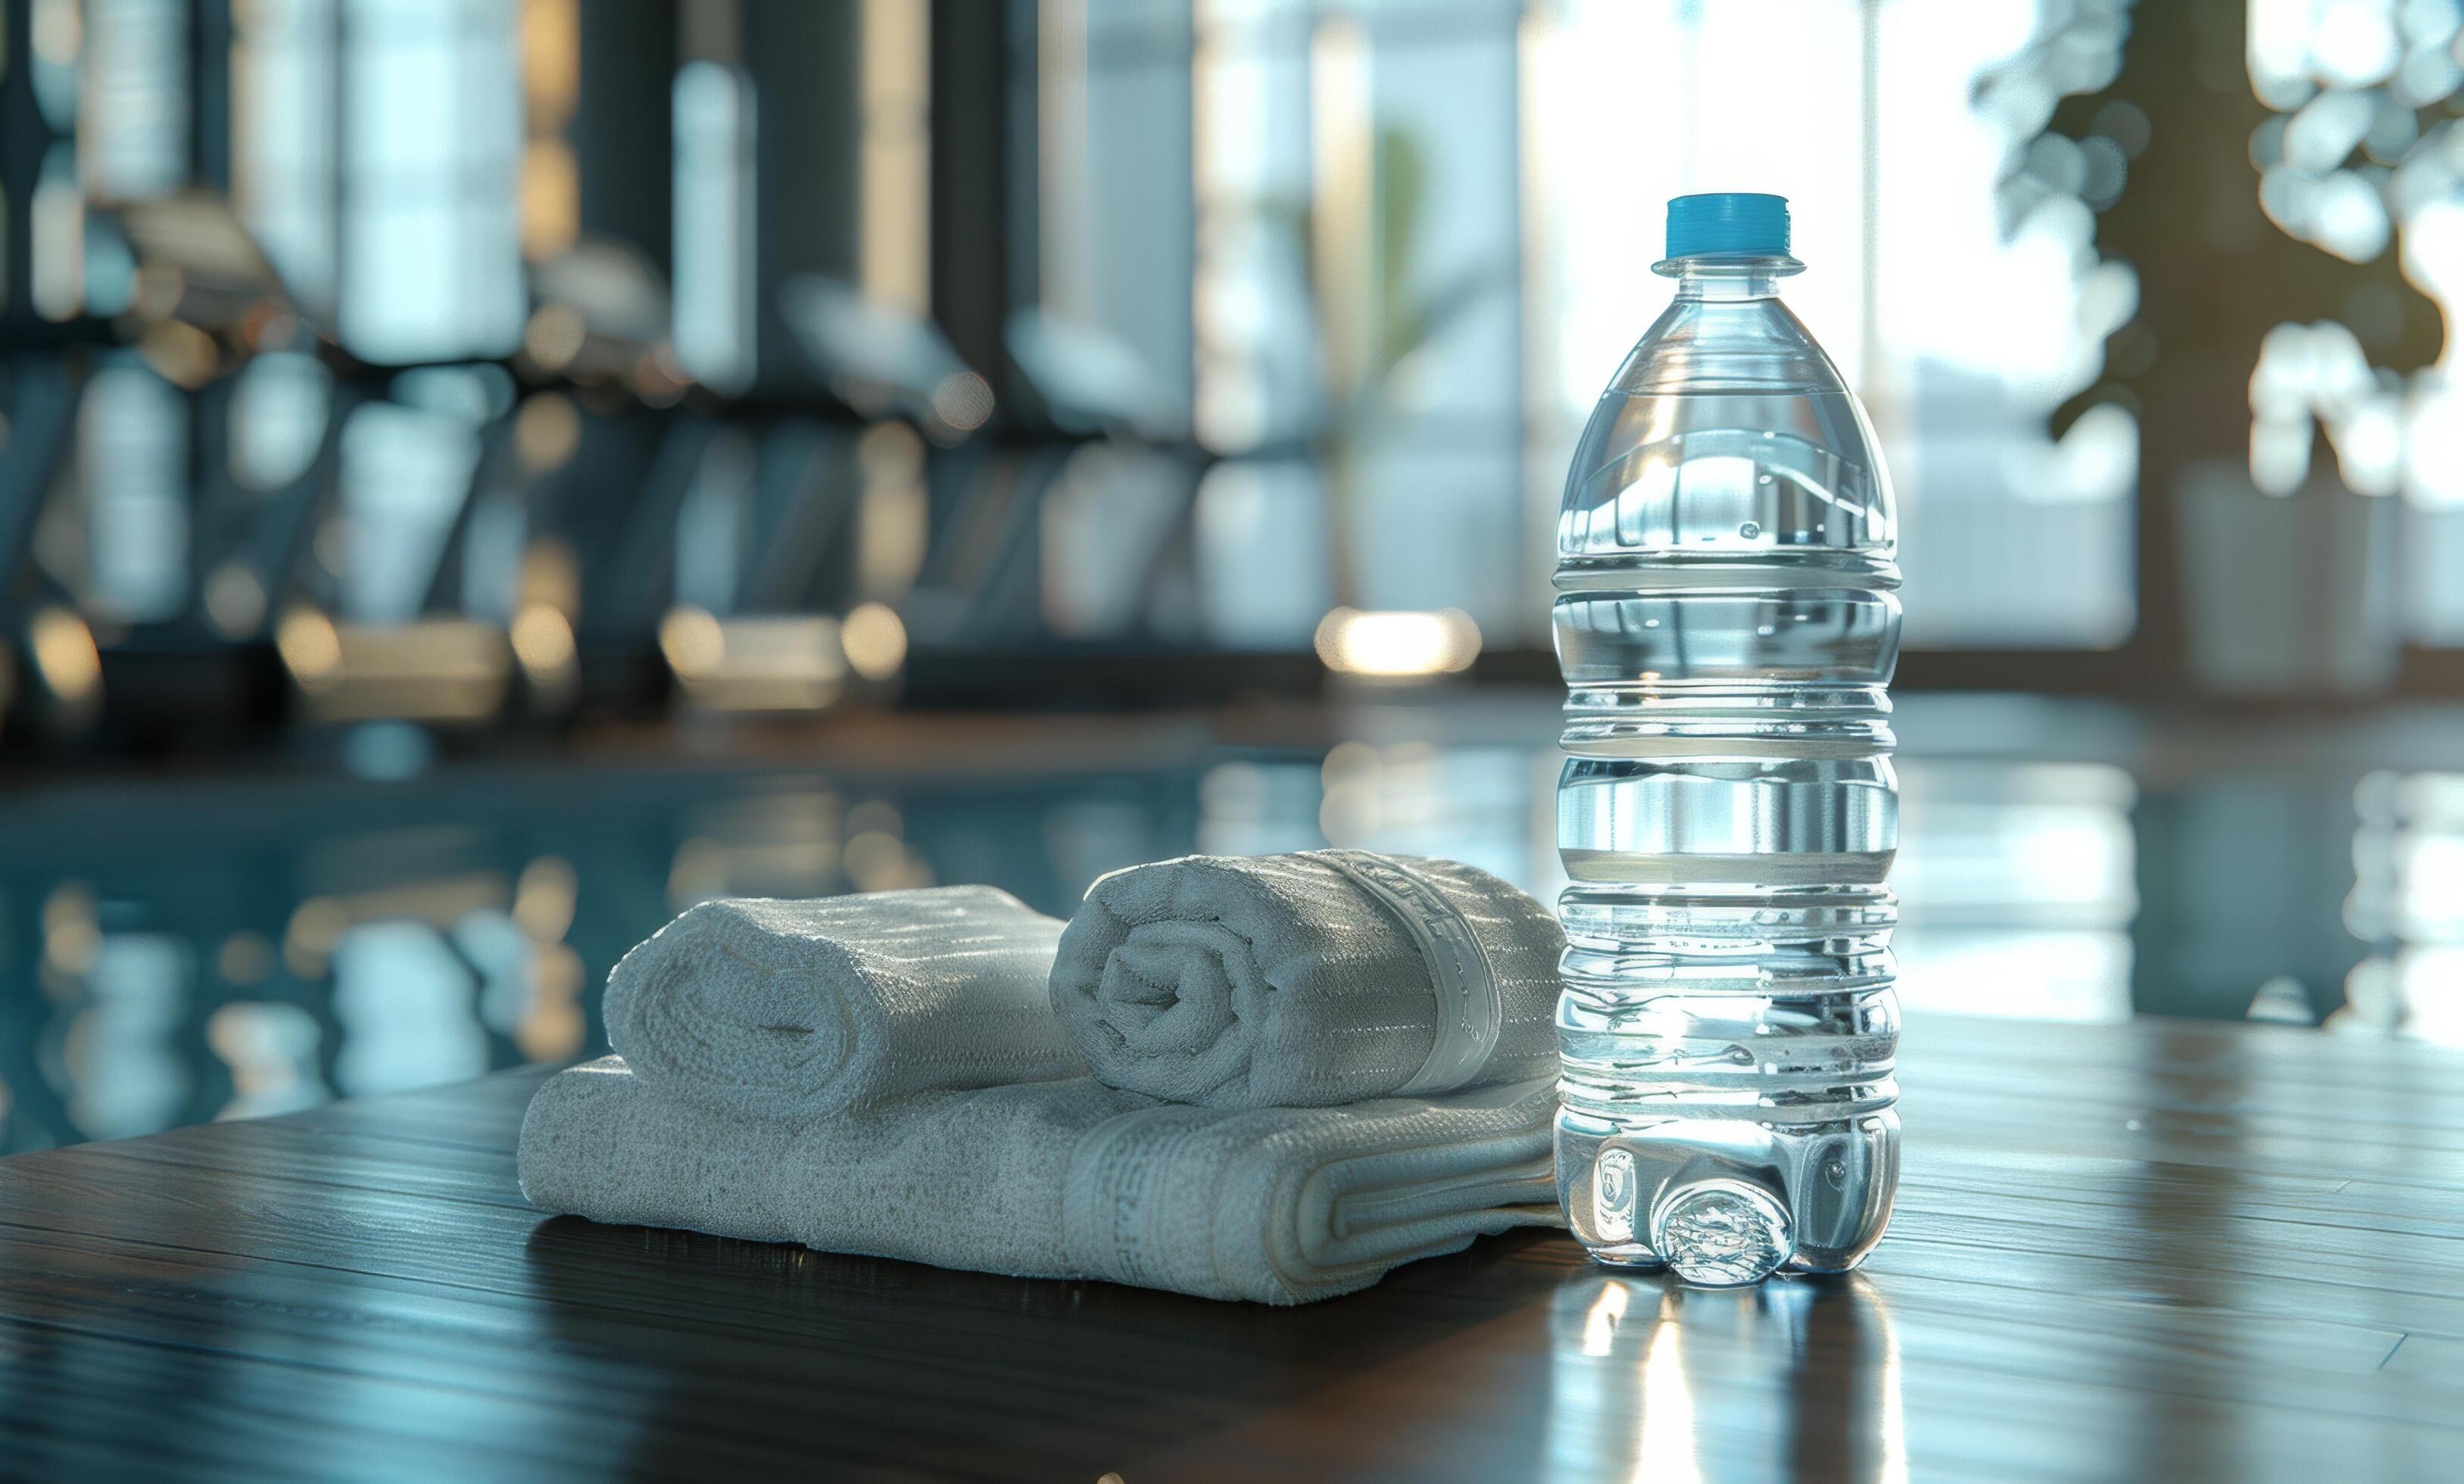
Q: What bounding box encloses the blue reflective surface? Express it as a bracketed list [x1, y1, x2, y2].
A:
[4, 692, 2455, 1152]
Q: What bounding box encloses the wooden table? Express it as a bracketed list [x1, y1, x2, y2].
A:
[2, 1014, 2459, 1481]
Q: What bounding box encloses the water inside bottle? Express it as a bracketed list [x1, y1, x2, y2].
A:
[1552, 226, 1901, 1286]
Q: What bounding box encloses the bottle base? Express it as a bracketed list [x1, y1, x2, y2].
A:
[1579, 1242, 1666, 1270]
[1650, 1177, 1794, 1287]
[1570, 1241, 1877, 1283]
[1556, 1109, 1898, 1283]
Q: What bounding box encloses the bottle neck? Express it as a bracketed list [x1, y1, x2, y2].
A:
[1663, 254, 1801, 302]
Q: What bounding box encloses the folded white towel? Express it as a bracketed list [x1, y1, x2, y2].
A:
[518, 1057, 1563, 1305]
[601, 887, 1081, 1119]
[1049, 851, 1564, 1108]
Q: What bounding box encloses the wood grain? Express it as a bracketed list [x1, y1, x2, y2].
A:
[2, 1014, 2459, 1481]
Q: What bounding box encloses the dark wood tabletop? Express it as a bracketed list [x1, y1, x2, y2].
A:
[2, 1012, 2459, 1482]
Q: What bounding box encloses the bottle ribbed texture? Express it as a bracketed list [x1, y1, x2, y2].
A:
[1552, 245, 1901, 1286]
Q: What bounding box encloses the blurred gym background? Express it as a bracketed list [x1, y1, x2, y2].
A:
[7, 0, 2464, 1147]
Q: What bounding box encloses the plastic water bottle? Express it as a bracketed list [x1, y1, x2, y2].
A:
[1551, 194, 1900, 1286]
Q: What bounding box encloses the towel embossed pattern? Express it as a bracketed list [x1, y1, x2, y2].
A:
[1049, 853, 1565, 1108]
[520, 1059, 1560, 1305]
[520, 859, 1569, 1304]
[600, 887, 1081, 1119]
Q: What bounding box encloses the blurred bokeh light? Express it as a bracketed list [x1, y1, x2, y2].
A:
[8, 0, 2464, 1148]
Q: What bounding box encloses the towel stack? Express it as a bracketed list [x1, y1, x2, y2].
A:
[519, 854, 1567, 1305]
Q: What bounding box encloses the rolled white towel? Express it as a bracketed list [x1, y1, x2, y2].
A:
[602, 886, 1082, 1119]
[1049, 851, 1563, 1108]
[517, 1056, 1562, 1305]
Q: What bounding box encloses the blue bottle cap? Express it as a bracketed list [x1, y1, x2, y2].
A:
[1665, 193, 1791, 260]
